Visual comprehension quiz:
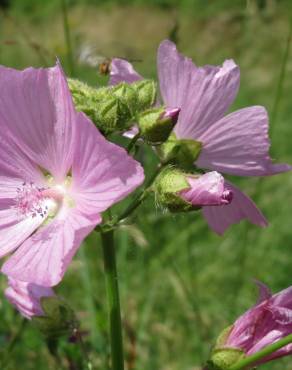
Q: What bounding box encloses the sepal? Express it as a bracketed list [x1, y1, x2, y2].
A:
[32, 296, 79, 339]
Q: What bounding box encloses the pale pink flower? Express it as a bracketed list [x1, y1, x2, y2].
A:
[5, 277, 54, 319]
[0, 63, 144, 286]
[179, 172, 233, 207]
[109, 41, 291, 234]
[223, 282, 292, 364]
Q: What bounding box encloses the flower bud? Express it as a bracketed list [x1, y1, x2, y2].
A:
[111, 82, 138, 117]
[154, 168, 232, 213]
[157, 133, 202, 169]
[68, 78, 134, 135]
[207, 282, 292, 370]
[132, 79, 157, 111]
[68, 78, 109, 103]
[138, 107, 180, 145]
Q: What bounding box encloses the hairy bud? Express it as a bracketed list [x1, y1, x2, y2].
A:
[132, 79, 157, 111]
[138, 107, 180, 144]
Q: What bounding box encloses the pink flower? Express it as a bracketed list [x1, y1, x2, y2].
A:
[0, 62, 144, 286]
[223, 282, 292, 364]
[179, 172, 233, 207]
[5, 277, 54, 319]
[109, 41, 291, 234]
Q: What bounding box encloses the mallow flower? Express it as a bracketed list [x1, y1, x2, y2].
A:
[109, 40, 291, 234]
[5, 277, 54, 319]
[0, 63, 144, 286]
[210, 282, 292, 368]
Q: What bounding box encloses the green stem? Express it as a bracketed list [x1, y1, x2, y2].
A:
[60, 0, 75, 76]
[117, 163, 164, 223]
[101, 230, 124, 370]
[126, 133, 140, 154]
[229, 333, 292, 370]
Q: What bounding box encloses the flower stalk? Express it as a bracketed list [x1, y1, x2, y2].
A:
[101, 229, 124, 370]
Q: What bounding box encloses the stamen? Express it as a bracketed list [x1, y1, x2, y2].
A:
[15, 182, 63, 219]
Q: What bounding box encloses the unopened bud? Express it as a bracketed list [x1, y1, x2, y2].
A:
[111, 82, 138, 117]
[158, 133, 202, 169]
[138, 107, 180, 145]
[154, 168, 233, 213]
[206, 325, 245, 370]
[208, 348, 245, 370]
[132, 79, 157, 111]
[68, 78, 134, 135]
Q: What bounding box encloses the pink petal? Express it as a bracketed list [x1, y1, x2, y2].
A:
[196, 106, 291, 176]
[5, 278, 54, 319]
[247, 330, 283, 356]
[180, 172, 232, 206]
[254, 280, 272, 304]
[109, 58, 142, 85]
[272, 287, 292, 308]
[0, 207, 45, 258]
[0, 130, 43, 182]
[0, 62, 76, 181]
[157, 40, 240, 140]
[71, 112, 144, 217]
[202, 181, 267, 235]
[2, 208, 99, 287]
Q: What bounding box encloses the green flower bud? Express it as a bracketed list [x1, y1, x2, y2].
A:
[132, 79, 157, 111]
[111, 82, 138, 117]
[153, 167, 195, 212]
[157, 133, 202, 170]
[32, 296, 78, 339]
[68, 78, 134, 135]
[206, 326, 245, 370]
[138, 107, 180, 145]
[68, 78, 109, 103]
[208, 348, 245, 370]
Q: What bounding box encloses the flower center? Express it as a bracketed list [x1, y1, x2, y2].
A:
[15, 178, 72, 220]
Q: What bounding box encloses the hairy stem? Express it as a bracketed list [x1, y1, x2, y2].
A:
[101, 230, 124, 370]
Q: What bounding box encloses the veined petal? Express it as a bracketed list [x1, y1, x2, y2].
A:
[2, 208, 99, 287]
[71, 112, 144, 216]
[109, 58, 142, 85]
[272, 287, 292, 308]
[202, 182, 267, 235]
[5, 278, 54, 319]
[196, 106, 292, 176]
[0, 207, 45, 258]
[180, 172, 232, 206]
[247, 330, 284, 356]
[157, 40, 240, 140]
[0, 62, 76, 181]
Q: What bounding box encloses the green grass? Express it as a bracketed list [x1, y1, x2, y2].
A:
[1, 0, 292, 369]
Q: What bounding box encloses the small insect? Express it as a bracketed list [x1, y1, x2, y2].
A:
[76, 43, 141, 76]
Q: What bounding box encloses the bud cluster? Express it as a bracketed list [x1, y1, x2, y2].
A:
[68, 78, 157, 136]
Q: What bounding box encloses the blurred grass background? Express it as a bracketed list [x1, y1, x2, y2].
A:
[1, 0, 292, 369]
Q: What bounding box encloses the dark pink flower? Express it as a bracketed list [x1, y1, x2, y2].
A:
[223, 282, 292, 364]
[5, 277, 54, 319]
[109, 41, 291, 234]
[0, 63, 144, 286]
